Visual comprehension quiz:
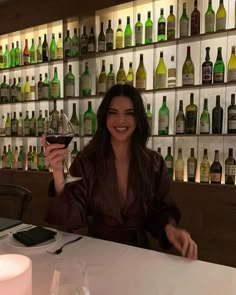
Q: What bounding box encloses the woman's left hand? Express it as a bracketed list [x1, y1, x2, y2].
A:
[165, 224, 198, 260]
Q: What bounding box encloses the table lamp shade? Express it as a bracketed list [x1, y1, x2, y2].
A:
[0, 254, 32, 295]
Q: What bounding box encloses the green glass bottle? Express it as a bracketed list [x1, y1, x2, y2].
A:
[4, 45, 10, 69]
[36, 36, 42, 63]
[5, 113, 11, 136]
[38, 74, 43, 100]
[124, 16, 132, 48]
[145, 11, 153, 44]
[70, 103, 80, 135]
[80, 62, 92, 96]
[165, 146, 173, 180]
[24, 111, 30, 136]
[83, 101, 96, 136]
[135, 13, 143, 46]
[10, 43, 15, 67]
[205, 0, 215, 33]
[1, 75, 9, 103]
[10, 78, 17, 102]
[17, 112, 23, 137]
[71, 28, 79, 57]
[98, 22, 106, 52]
[213, 47, 225, 83]
[38, 146, 45, 171]
[64, 30, 72, 57]
[158, 96, 169, 135]
[50, 33, 57, 60]
[80, 26, 88, 56]
[29, 38, 35, 64]
[64, 64, 75, 98]
[106, 20, 114, 50]
[29, 111, 36, 136]
[116, 19, 123, 49]
[51, 67, 60, 98]
[71, 141, 79, 163]
[14, 41, 21, 66]
[146, 103, 152, 133]
[180, 2, 189, 37]
[42, 73, 50, 99]
[107, 64, 115, 90]
[200, 98, 210, 134]
[167, 5, 175, 40]
[6, 145, 13, 169]
[185, 93, 198, 134]
[37, 110, 44, 136]
[0, 46, 4, 69]
[157, 8, 166, 41]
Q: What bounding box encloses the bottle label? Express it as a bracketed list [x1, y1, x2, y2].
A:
[200, 163, 210, 182]
[88, 43, 95, 53]
[186, 111, 197, 132]
[180, 20, 188, 37]
[71, 123, 79, 135]
[106, 32, 113, 44]
[214, 72, 224, 82]
[158, 23, 165, 35]
[98, 41, 105, 51]
[23, 55, 29, 64]
[11, 88, 17, 97]
[37, 121, 44, 134]
[64, 42, 71, 51]
[116, 36, 123, 48]
[38, 86, 43, 99]
[37, 50, 42, 62]
[188, 162, 196, 177]
[98, 82, 107, 94]
[225, 164, 236, 176]
[30, 86, 36, 100]
[17, 125, 23, 136]
[145, 27, 152, 40]
[202, 65, 212, 82]
[84, 117, 92, 135]
[156, 73, 166, 88]
[17, 160, 23, 169]
[50, 51, 56, 60]
[1, 89, 8, 97]
[31, 161, 37, 170]
[135, 27, 143, 44]
[107, 78, 114, 90]
[211, 173, 221, 183]
[175, 168, 184, 181]
[165, 160, 173, 169]
[51, 84, 59, 97]
[29, 52, 35, 61]
[24, 92, 30, 101]
[228, 69, 236, 82]
[200, 121, 210, 133]
[12, 121, 18, 133]
[71, 42, 79, 54]
[15, 53, 21, 64]
[158, 114, 168, 131]
[228, 109, 236, 129]
[81, 76, 91, 93]
[136, 79, 146, 90]
[57, 47, 63, 59]
[176, 120, 185, 133]
[124, 36, 132, 47]
[191, 16, 200, 34]
[167, 22, 175, 39]
[205, 15, 215, 32]
[5, 127, 11, 136]
[216, 17, 226, 31]
[168, 68, 176, 87]
[42, 86, 49, 99]
[65, 84, 74, 97]
[24, 125, 30, 136]
[182, 73, 194, 85]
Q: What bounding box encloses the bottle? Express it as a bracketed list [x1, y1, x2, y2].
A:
[176, 100, 185, 134]
[38, 74, 43, 99]
[182, 46, 194, 86]
[135, 13, 143, 45]
[212, 95, 223, 134]
[23, 40, 29, 65]
[168, 56, 176, 87]
[106, 20, 114, 50]
[42, 34, 49, 62]
[10, 43, 15, 67]
[11, 112, 18, 136]
[200, 149, 210, 183]
[167, 5, 175, 40]
[38, 146, 45, 171]
[0, 46, 4, 69]
[116, 57, 126, 84]
[98, 22, 106, 52]
[0, 115, 5, 136]
[27, 146, 33, 170]
[213, 47, 225, 83]
[17, 146, 25, 170]
[29, 111, 36, 136]
[31, 146, 38, 171]
[71, 141, 79, 163]
[185, 93, 197, 134]
[187, 148, 197, 182]
[200, 98, 210, 134]
[88, 27, 96, 53]
[202, 47, 213, 84]
[124, 16, 132, 48]
[107, 64, 115, 90]
[64, 64, 75, 98]
[225, 148, 236, 185]
[205, 0, 215, 33]
[70, 103, 80, 136]
[36, 36, 42, 63]
[126, 62, 134, 86]
[165, 146, 173, 180]
[10, 78, 17, 102]
[216, 0, 226, 31]
[30, 76, 36, 100]
[13, 146, 18, 169]
[175, 148, 184, 182]
[135, 54, 146, 90]
[146, 103, 152, 133]
[98, 60, 107, 95]
[44, 110, 49, 134]
[1, 75, 9, 103]
[64, 30, 72, 57]
[116, 19, 123, 49]
[228, 46, 236, 82]
[51, 67, 60, 98]
[83, 101, 96, 136]
[37, 110, 44, 136]
[24, 76, 30, 101]
[158, 96, 169, 135]
[191, 0, 200, 36]
[16, 77, 23, 102]
[1, 145, 7, 169]
[4, 45, 10, 69]
[14, 41, 21, 66]
[6, 145, 13, 169]
[42, 73, 50, 99]
[71, 29, 79, 57]
[5, 113, 11, 136]
[180, 3, 189, 37]
[24, 111, 30, 136]
[18, 112, 23, 136]
[210, 150, 222, 184]
[228, 94, 236, 133]
[29, 38, 35, 64]
[80, 26, 88, 55]
[157, 147, 162, 155]
[80, 62, 92, 96]
[49, 33, 57, 60]
[156, 51, 167, 89]
[145, 11, 153, 44]
[158, 8, 166, 41]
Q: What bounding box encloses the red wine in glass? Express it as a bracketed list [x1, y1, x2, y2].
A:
[46, 135, 73, 148]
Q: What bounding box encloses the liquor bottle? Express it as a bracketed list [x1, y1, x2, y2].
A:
[29, 111, 36, 136]
[126, 62, 134, 86]
[30, 76, 36, 100]
[212, 95, 223, 134]
[27, 145, 32, 170]
[23, 40, 29, 65]
[228, 94, 236, 133]
[17, 146, 25, 170]
[0, 46, 4, 69]
[10, 43, 15, 67]
[37, 110, 44, 136]
[1, 145, 7, 169]
[42, 34, 49, 62]
[5, 113, 11, 136]
[187, 148, 197, 182]
[145, 11, 153, 44]
[124, 16, 132, 48]
[11, 112, 18, 136]
[135, 54, 146, 90]
[191, 0, 200, 36]
[98, 22, 106, 52]
[83, 101, 96, 136]
[31, 146, 38, 171]
[210, 150, 222, 184]
[80, 62, 92, 96]
[38, 74, 43, 99]
[213, 47, 225, 83]
[200, 149, 210, 183]
[71, 141, 79, 163]
[38, 146, 45, 171]
[180, 2, 189, 37]
[175, 148, 184, 182]
[107, 64, 115, 90]
[116, 19, 123, 49]
[64, 64, 75, 98]
[146, 103, 152, 133]
[88, 27, 96, 53]
[202, 47, 213, 84]
[71, 29, 79, 57]
[6, 145, 13, 169]
[4, 45, 10, 69]
[80, 26, 88, 55]
[135, 13, 143, 45]
[24, 111, 30, 136]
[200, 98, 210, 134]
[156, 51, 167, 89]
[216, 0, 226, 31]
[51, 67, 60, 98]
[165, 146, 173, 180]
[116, 57, 127, 84]
[0, 115, 5, 136]
[158, 96, 169, 135]
[205, 0, 215, 33]
[228, 46, 236, 82]
[18, 112, 23, 136]
[225, 148, 236, 185]
[98, 60, 107, 95]
[185, 93, 197, 134]
[29, 38, 35, 64]
[49, 33, 57, 60]
[36, 36, 42, 63]
[176, 100, 185, 134]
[10, 78, 17, 102]
[16, 77, 23, 102]
[168, 56, 176, 87]
[42, 73, 50, 99]
[1, 75, 9, 103]
[70, 103, 80, 136]
[182, 46, 194, 86]
[158, 8, 166, 41]
[15, 41, 21, 66]
[24, 76, 30, 101]
[106, 20, 114, 51]
[167, 5, 175, 40]
[64, 30, 72, 57]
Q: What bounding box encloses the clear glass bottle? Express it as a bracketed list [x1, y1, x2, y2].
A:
[57, 32, 64, 59]
[216, 0, 226, 31]
[116, 57, 127, 84]
[135, 54, 146, 90]
[168, 56, 176, 87]
[175, 148, 184, 182]
[126, 62, 134, 86]
[156, 51, 167, 89]
[98, 60, 107, 95]
[116, 19, 123, 49]
[227, 46, 236, 82]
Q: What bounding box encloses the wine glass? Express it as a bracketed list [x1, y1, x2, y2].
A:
[46, 108, 82, 184]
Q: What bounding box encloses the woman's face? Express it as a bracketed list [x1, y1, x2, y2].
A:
[106, 95, 136, 144]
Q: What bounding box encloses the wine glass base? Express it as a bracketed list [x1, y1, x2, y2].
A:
[64, 175, 83, 184]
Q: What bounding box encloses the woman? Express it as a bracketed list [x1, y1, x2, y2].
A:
[43, 84, 197, 259]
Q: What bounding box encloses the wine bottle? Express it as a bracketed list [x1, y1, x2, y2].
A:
[36, 37, 42, 63]
[57, 33, 63, 59]
[42, 34, 49, 62]
[83, 101, 96, 136]
[18, 112, 23, 136]
[145, 11, 153, 44]
[212, 95, 223, 134]
[51, 67, 61, 98]
[107, 64, 115, 90]
[24, 76, 30, 101]
[135, 13, 143, 46]
[156, 51, 167, 89]
[225, 148, 236, 185]
[3, 45, 9, 69]
[38, 146, 45, 171]
[12, 147, 19, 169]
[29, 111, 36, 136]
[11, 112, 18, 136]
[24, 111, 30, 136]
[126, 62, 134, 86]
[37, 110, 44, 136]
[23, 40, 29, 65]
[10, 78, 17, 102]
[31, 146, 38, 171]
[158, 96, 169, 135]
[29, 38, 35, 64]
[10, 43, 15, 67]
[80, 62, 92, 96]
[165, 146, 173, 180]
[14, 41, 21, 66]
[124, 16, 132, 48]
[1, 75, 9, 103]
[71, 141, 79, 163]
[191, 0, 200, 36]
[80, 26, 88, 55]
[17, 146, 25, 170]
[135, 54, 146, 90]
[176, 100, 185, 134]
[42, 73, 50, 99]
[185, 93, 197, 134]
[205, 0, 215, 33]
[16, 77, 23, 102]
[180, 2, 189, 37]
[167, 5, 175, 40]
[210, 150, 222, 184]
[64, 30, 72, 57]
[98, 60, 107, 95]
[200, 149, 210, 183]
[216, 0, 226, 32]
[158, 8, 166, 41]
[44, 110, 49, 134]
[116, 57, 126, 84]
[71, 29, 79, 57]
[49, 33, 57, 61]
[175, 148, 184, 182]
[202, 47, 213, 84]
[5, 113, 11, 136]
[168, 56, 176, 87]
[213, 47, 225, 83]
[30, 76, 36, 101]
[27, 145, 32, 170]
[88, 27, 96, 53]
[228, 46, 236, 82]
[64, 64, 75, 98]
[187, 148, 197, 182]
[116, 19, 123, 49]
[146, 103, 152, 133]
[106, 20, 114, 50]
[70, 103, 80, 135]
[182, 46, 194, 86]
[1, 145, 7, 169]
[98, 22, 106, 52]
[227, 94, 236, 133]
[200, 98, 210, 134]
[6, 145, 13, 169]
[0, 46, 3, 69]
